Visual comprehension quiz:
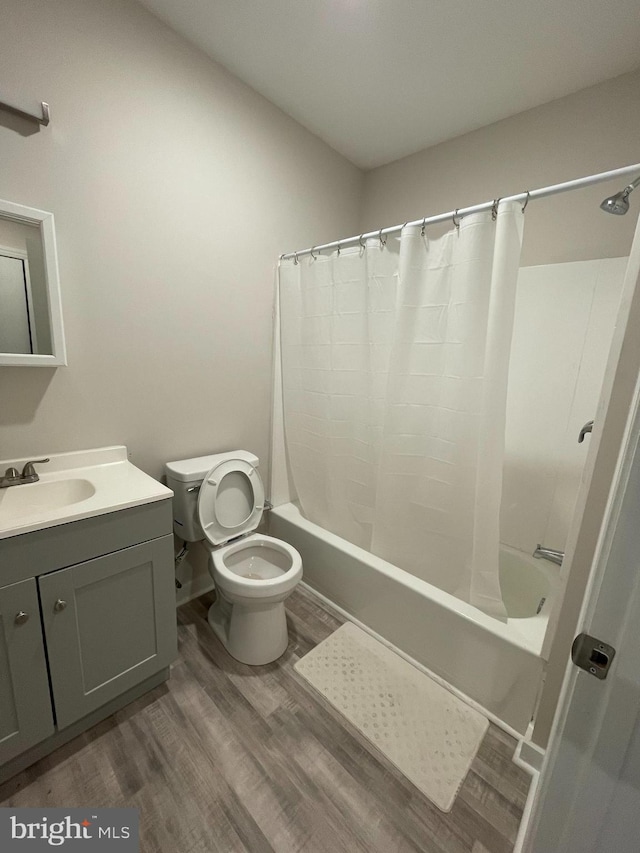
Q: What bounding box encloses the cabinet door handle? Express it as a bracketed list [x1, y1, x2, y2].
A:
[54, 598, 67, 612]
[15, 610, 29, 625]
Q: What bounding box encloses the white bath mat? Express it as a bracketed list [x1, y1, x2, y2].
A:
[295, 622, 489, 812]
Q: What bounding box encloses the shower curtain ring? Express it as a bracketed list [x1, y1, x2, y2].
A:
[358, 234, 366, 250]
[522, 191, 530, 213]
[337, 243, 341, 256]
[378, 229, 387, 247]
[294, 252, 299, 265]
[310, 246, 317, 261]
[421, 217, 427, 237]
[452, 209, 460, 231]
[491, 198, 501, 220]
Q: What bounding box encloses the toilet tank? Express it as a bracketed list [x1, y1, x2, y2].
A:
[165, 450, 259, 542]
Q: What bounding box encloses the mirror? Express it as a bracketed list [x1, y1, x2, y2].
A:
[0, 198, 66, 366]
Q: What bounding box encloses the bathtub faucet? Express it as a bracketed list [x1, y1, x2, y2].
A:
[533, 544, 564, 566]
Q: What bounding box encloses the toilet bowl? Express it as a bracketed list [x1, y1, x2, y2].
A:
[207, 533, 302, 665]
[165, 450, 303, 665]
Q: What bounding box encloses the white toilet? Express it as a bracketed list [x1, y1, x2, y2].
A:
[165, 450, 302, 665]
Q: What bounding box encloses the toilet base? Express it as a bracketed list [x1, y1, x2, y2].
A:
[207, 594, 289, 666]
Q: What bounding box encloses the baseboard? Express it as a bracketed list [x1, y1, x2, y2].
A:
[299, 580, 524, 742]
[514, 738, 545, 774]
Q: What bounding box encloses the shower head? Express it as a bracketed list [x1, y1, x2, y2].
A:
[601, 188, 632, 215]
[600, 175, 640, 215]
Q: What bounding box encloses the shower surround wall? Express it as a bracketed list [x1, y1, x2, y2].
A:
[502, 257, 627, 555]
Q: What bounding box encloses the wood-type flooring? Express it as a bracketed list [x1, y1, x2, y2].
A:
[0, 586, 532, 852]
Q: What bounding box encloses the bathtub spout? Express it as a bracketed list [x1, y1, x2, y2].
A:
[533, 545, 564, 566]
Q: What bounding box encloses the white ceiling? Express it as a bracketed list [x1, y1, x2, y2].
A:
[139, 0, 640, 169]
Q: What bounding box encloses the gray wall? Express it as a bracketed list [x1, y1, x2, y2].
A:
[0, 0, 362, 482]
[360, 69, 640, 266]
[0, 0, 363, 602]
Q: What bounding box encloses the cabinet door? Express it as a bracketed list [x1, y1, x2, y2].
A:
[0, 578, 54, 765]
[39, 535, 177, 730]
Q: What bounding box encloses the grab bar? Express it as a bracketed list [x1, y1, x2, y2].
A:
[0, 98, 50, 126]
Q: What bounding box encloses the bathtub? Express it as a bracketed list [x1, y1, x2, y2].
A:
[270, 501, 558, 734]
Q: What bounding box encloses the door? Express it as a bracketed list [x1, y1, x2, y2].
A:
[38, 536, 177, 730]
[525, 352, 640, 850]
[0, 578, 54, 765]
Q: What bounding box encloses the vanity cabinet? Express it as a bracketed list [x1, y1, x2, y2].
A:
[0, 578, 55, 765]
[39, 537, 176, 729]
[0, 499, 177, 781]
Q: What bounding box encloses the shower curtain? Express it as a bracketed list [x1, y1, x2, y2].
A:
[278, 202, 524, 620]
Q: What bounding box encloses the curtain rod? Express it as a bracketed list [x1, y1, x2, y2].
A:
[280, 162, 640, 261]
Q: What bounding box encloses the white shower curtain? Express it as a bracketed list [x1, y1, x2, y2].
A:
[278, 237, 399, 549]
[279, 202, 524, 620]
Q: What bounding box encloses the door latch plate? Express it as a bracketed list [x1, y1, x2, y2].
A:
[571, 633, 616, 680]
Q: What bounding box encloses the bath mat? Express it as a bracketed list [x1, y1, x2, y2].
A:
[295, 622, 489, 812]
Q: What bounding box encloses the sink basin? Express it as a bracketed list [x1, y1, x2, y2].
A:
[0, 478, 96, 522]
[0, 446, 173, 539]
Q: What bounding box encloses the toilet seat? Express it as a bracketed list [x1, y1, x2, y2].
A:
[211, 533, 302, 600]
[197, 457, 265, 545]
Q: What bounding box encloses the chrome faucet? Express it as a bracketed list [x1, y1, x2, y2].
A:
[20, 458, 49, 483]
[533, 544, 564, 566]
[0, 458, 49, 488]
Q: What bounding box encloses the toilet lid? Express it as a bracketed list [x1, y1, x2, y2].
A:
[197, 457, 265, 545]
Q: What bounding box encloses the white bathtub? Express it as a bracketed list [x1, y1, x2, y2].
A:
[270, 501, 558, 734]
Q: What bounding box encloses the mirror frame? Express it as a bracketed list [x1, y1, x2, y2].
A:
[0, 197, 67, 366]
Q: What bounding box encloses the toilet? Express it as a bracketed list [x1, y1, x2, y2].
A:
[165, 450, 302, 665]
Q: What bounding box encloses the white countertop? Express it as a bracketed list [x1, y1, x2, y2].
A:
[0, 446, 173, 540]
